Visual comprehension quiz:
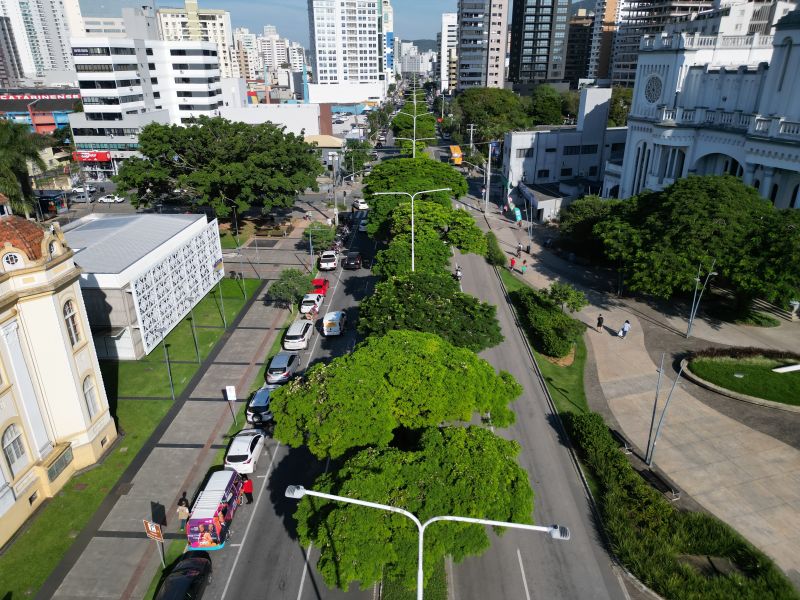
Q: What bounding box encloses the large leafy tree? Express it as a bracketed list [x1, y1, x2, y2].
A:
[0, 120, 49, 218]
[391, 106, 436, 146]
[529, 84, 564, 126]
[267, 268, 312, 310]
[363, 157, 468, 239]
[113, 116, 323, 216]
[607, 87, 633, 127]
[388, 202, 487, 255]
[452, 87, 532, 146]
[271, 330, 522, 458]
[342, 139, 371, 176]
[295, 426, 534, 590]
[558, 195, 624, 255]
[372, 230, 452, 277]
[359, 273, 503, 351]
[594, 175, 799, 310]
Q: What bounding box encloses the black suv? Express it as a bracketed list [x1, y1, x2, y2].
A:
[154, 552, 212, 600]
[342, 251, 362, 270]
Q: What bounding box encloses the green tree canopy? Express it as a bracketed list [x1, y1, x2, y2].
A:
[529, 84, 564, 126]
[271, 330, 522, 458]
[113, 116, 323, 216]
[295, 426, 534, 590]
[558, 195, 624, 255]
[388, 202, 487, 255]
[358, 272, 503, 351]
[0, 120, 49, 218]
[452, 87, 532, 146]
[364, 157, 468, 238]
[342, 139, 371, 176]
[372, 230, 451, 277]
[593, 176, 800, 309]
[607, 87, 633, 127]
[267, 268, 312, 309]
[546, 282, 589, 313]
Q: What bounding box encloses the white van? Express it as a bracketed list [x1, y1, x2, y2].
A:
[322, 311, 347, 336]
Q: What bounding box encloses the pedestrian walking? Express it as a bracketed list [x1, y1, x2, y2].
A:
[521, 260, 528, 276]
[618, 319, 631, 339]
[177, 503, 190, 531]
[516, 242, 523, 257]
[177, 491, 189, 508]
[242, 475, 254, 504]
[510, 257, 516, 271]
[596, 314, 604, 332]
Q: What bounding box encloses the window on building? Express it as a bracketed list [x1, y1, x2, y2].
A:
[537, 169, 550, 178]
[63, 300, 81, 346]
[560, 167, 573, 177]
[563, 145, 580, 155]
[83, 377, 99, 419]
[3, 253, 21, 268]
[2, 424, 27, 476]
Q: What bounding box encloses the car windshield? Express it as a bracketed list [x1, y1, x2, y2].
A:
[226, 453, 247, 462]
[251, 389, 271, 407]
[285, 333, 302, 340]
[301, 299, 316, 306]
[347, 253, 359, 259]
[268, 365, 287, 374]
[321, 256, 335, 262]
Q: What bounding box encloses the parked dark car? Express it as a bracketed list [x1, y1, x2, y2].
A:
[154, 552, 212, 600]
[342, 251, 362, 270]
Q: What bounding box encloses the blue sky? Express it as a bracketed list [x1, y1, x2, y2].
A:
[155, 0, 458, 45]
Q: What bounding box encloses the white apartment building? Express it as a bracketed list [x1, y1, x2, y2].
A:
[439, 13, 458, 92]
[157, 0, 239, 78]
[0, 0, 84, 77]
[68, 37, 222, 177]
[307, 0, 389, 103]
[382, 0, 396, 84]
[260, 25, 289, 72]
[287, 41, 307, 72]
[234, 27, 261, 79]
[604, 1, 800, 210]
[457, 0, 509, 89]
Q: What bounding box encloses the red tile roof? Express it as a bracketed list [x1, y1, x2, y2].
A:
[0, 215, 45, 260]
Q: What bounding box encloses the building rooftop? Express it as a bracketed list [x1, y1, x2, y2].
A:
[63, 213, 203, 274]
[0, 215, 46, 260]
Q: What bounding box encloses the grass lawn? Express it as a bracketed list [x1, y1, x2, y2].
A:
[382, 559, 447, 600]
[690, 356, 800, 406]
[100, 279, 261, 400]
[219, 220, 256, 249]
[0, 399, 171, 598]
[535, 340, 589, 417]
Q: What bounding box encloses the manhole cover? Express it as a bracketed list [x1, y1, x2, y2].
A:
[250, 239, 278, 248]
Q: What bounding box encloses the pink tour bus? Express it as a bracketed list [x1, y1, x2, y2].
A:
[186, 469, 243, 550]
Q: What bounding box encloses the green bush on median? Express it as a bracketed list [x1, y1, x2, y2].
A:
[485, 231, 507, 267]
[565, 412, 799, 600]
[511, 287, 584, 358]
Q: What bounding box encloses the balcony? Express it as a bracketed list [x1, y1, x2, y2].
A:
[641, 32, 774, 51]
[748, 116, 800, 141]
[656, 106, 754, 131]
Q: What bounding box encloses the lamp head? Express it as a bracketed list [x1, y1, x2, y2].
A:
[285, 485, 306, 499]
[548, 525, 571, 541]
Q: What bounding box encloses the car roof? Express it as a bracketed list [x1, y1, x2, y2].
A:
[287, 320, 309, 334]
[346, 251, 360, 257]
[321, 250, 336, 257]
[228, 435, 256, 454]
[270, 352, 295, 367]
[323, 311, 344, 320]
[301, 293, 320, 301]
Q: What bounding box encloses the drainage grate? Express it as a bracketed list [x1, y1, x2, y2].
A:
[249, 239, 278, 248]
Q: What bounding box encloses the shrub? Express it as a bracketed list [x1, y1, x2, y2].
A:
[564, 412, 799, 600]
[512, 288, 585, 357]
[689, 346, 800, 362]
[485, 231, 506, 266]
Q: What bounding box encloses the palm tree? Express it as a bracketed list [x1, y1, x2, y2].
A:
[0, 120, 49, 218]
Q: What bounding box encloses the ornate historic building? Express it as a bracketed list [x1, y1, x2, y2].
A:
[604, 1, 800, 209]
[0, 216, 116, 548]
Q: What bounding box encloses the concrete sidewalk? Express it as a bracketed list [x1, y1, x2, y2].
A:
[40, 260, 294, 599]
[478, 201, 800, 587]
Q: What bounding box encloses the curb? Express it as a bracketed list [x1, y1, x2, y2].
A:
[681, 359, 800, 414]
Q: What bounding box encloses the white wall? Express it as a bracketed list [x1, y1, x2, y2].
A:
[219, 103, 321, 135]
[307, 81, 386, 104]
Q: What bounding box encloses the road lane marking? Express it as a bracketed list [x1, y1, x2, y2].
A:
[517, 548, 532, 600]
[219, 443, 282, 600]
[296, 457, 331, 600]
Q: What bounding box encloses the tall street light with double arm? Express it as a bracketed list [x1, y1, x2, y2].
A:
[372, 188, 451, 272]
[285, 485, 571, 600]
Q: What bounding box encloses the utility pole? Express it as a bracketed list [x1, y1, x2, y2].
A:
[467, 124, 476, 153]
[485, 146, 492, 213]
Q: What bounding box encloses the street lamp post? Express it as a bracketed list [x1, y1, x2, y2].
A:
[372, 188, 451, 272]
[188, 296, 200, 364]
[686, 259, 718, 338]
[159, 327, 175, 401]
[285, 485, 570, 600]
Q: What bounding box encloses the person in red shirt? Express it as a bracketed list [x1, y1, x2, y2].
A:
[242, 475, 254, 504]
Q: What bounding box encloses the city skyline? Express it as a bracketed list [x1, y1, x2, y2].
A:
[142, 0, 457, 46]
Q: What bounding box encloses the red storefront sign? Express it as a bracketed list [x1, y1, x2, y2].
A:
[72, 151, 111, 162]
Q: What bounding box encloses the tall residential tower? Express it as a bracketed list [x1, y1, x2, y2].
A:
[439, 13, 458, 92]
[508, 0, 570, 85]
[456, 0, 509, 89]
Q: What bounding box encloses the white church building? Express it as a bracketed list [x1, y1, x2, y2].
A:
[603, 0, 800, 210]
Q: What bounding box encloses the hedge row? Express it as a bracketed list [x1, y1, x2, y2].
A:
[565, 412, 799, 600]
[484, 231, 507, 267]
[689, 346, 800, 361]
[510, 287, 585, 358]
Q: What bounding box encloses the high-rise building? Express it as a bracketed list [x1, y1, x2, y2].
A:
[287, 41, 306, 72]
[564, 10, 595, 88]
[78, 0, 155, 18]
[439, 13, 458, 92]
[0, 0, 84, 77]
[259, 25, 289, 72]
[587, 0, 622, 79]
[508, 0, 570, 85]
[307, 0, 389, 102]
[610, 0, 712, 86]
[234, 27, 260, 79]
[0, 16, 22, 86]
[382, 0, 396, 83]
[157, 0, 239, 78]
[457, 0, 509, 89]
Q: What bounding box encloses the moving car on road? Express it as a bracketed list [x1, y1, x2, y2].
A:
[154, 552, 212, 600]
[97, 194, 124, 203]
[319, 250, 338, 271]
[342, 251, 362, 270]
[265, 351, 299, 384]
[352, 198, 369, 210]
[283, 320, 314, 350]
[224, 428, 268, 473]
[71, 185, 97, 194]
[322, 311, 347, 336]
[300, 293, 324, 315]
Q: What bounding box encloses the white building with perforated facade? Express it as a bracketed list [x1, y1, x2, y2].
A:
[604, 1, 800, 210]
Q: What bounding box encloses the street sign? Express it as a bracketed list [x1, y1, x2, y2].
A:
[143, 519, 163, 542]
[225, 385, 238, 425]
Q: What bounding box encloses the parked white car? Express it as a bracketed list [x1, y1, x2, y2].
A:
[224, 427, 267, 474]
[352, 198, 369, 211]
[319, 250, 338, 271]
[283, 320, 314, 350]
[97, 194, 124, 203]
[300, 293, 324, 315]
[71, 185, 97, 194]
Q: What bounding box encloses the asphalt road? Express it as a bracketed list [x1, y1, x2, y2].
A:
[202, 211, 378, 600]
[450, 249, 627, 600]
